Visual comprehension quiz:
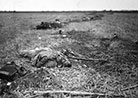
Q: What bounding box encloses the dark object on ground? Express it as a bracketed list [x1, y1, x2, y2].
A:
[0, 65, 18, 82]
[135, 41, 138, 46]
[66, 14, 104, 23]
[0, 62, 27, 96]
[89, 14, 104, 21]
[59, 30, 62, 35]
[34, 55, 72, 68]
[55, 19, 61, 23]
[0, 61, 27, 82]
[55, 19, 59, 21]
[36, 21, 63, 30]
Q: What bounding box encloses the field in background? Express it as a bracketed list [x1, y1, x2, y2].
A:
[0, 12, 138, 98]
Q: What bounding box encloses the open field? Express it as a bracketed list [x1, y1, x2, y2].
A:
[0, 12, 138, 98]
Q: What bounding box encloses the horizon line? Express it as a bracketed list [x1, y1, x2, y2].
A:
[0, 10, 138, 13]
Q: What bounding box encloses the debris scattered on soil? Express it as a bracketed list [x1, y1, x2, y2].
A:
[0, 61, 27, 82]
[0, 61, 27, 96]
[66, 14, 104, 23]
[0, 12, 138, 98]
[19, 47, 80, 68]
[35, 21, 63, 30]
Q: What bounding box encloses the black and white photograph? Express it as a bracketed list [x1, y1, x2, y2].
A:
[0, 0, 138, 98]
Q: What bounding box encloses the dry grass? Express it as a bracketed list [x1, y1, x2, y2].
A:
[0, 12, 138, 98]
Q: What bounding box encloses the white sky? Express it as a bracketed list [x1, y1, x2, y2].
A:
[0, 0, 138, 11]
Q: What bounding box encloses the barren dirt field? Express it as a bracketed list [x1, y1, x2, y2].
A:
[0, 12, 138, 98]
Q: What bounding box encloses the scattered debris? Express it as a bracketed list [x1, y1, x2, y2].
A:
[66, 14, 104, 23]
[19, 48, 73, 68]
[19, 47, 107, 69]
[1, 12, 138, 98]
[0, 61, 26, 82]
[36, 21, 63, 30]
[89, 14, 104, 21]
[19, 47, 109, 70]
[0, 61, 27, 95]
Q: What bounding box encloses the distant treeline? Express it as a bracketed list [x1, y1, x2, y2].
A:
[0, 10, 138, 13]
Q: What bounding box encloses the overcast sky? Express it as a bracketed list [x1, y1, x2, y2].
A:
[0, 0, 138, 11]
